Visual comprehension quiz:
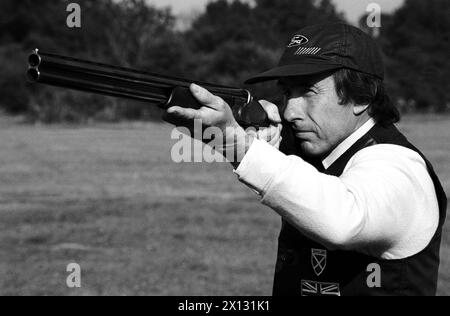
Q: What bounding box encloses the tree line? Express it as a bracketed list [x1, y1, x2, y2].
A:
[0, 0, 448, 123]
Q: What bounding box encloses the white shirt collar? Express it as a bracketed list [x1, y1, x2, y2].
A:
[322, 118, 376, 170]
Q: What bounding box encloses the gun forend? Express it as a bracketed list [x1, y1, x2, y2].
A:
[27, 49, 270, 128]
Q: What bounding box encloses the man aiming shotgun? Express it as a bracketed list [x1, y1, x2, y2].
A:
[163, 23, 447, 296]
[28, 22, 447, 296]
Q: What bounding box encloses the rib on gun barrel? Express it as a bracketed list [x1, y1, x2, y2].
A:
[27, 49, 269, 128]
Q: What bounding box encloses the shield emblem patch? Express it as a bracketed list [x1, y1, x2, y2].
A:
[311, 248, 327, 276]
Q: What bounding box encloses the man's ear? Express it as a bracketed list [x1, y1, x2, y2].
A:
[353, 103, 370, 116]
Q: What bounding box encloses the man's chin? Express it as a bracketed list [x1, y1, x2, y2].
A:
[297, 140, 326, 158]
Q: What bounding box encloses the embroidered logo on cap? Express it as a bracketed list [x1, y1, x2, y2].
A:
[287, 35, 309, 47]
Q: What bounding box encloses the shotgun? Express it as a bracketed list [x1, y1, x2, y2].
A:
[26, 49, 269, 128]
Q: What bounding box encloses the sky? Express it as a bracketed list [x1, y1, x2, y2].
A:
[147, 0, 405, 24]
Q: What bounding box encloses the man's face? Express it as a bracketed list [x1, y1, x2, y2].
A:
[279, 74, 359, 158]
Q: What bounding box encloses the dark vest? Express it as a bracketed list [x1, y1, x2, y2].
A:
[274, 123, 447, 296]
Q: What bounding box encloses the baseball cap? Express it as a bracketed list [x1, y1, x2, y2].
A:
[245, 22, 384, 84]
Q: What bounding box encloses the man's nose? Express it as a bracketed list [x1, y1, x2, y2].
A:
[283, 97, 305, 123]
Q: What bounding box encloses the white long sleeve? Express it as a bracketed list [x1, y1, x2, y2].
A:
[234, 139, 439, 259]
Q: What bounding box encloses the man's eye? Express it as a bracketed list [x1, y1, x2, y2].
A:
[280, 87, 316, 98]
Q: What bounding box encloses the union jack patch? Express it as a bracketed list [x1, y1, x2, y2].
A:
[301, 280, 341, 296]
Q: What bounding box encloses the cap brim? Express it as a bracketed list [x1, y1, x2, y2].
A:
[244, 63, 343, 84]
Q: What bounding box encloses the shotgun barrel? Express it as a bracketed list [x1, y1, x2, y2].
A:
[27, 49, 270, 127]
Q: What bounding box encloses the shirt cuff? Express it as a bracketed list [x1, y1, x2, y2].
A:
[234, 138, 288, 194]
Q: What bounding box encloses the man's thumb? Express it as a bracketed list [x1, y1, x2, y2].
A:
[259, 100, 282, 124]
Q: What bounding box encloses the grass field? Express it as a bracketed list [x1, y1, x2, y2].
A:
[0, 115, 449, 296]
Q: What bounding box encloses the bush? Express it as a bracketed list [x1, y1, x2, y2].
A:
[0, 44, 30, 114]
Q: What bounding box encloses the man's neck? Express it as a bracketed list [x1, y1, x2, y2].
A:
[322, 117, 376, 170]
